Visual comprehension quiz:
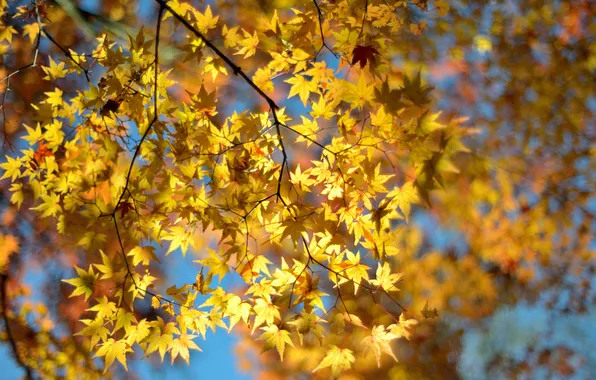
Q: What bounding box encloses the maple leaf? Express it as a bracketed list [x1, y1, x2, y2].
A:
[310, 94, 336, 119]
[363, 325, 398, 367]
[372, 201, 391, 234]
[44, 88, 64, 108]
[370, 262, 402, 292]
[195, 5, 219, 32]
[87, 296, 117, 320]
[258, 325, 294, 361]
[294, 271, 328, 312]
[100, 98, 123, 117]
[236, 30, 259, 58]
[387, 181, 420, 222]
[128, 246, 160, 266]
[388, 313, 419, 340]
[1, 156, 22, 181]
[374, 79, 404, 114]
[285, 74, 317, 106]
[289, 164, 314, 192]
[313, 345, 355, 377]
[30, 140, 54, 170]
[421, 301, 439, 319]
[114, 309, 137, 333]
[189, 84, 218, 115]
[94, 250, 114, 280]
[76, 318, 110, 347]
[95, 338, 132, 372]
[344, 251, 370, 294]
[343, 75, 375, 109]
[223, 25, 241, 48]
[192, 268, 214, 295]
[62, 265, 99, 301]
[351, 45, 380, 68]
[252, 298, 280, 333]
[238, 254, 272, 280]
[146, 317, 179, 361]
[163, 225, 194, 256]
[21, 0, 49, 21]
[42, 56, 68, 81]
[116, 201, 135, 217]
[170, 335, 201, 365]
[401, 71, 434, 106]
[0, 25, 17, 44]
[340, 312, 367, 330]
[126, 319, 151, 345]
[194, 248, 229, 280]
[287, 310, 325, 344]
[280, 215, 308, 247]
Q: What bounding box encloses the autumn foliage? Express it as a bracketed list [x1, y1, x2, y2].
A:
[1, 0, 595, 379]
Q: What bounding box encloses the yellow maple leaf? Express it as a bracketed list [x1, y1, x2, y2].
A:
[285, 74, 317, 106]
[363, 325, 398, 367]
[44, 88, 64, 108]
[388, 313, 419, 340]
[310, 94, 336, 119]
[0, 156, 23, 181]
[87, 296, 117, 320]
[313, 345, 355, 377]
[195, 5, 219, 32]
[30, 192, 62, 218]
[62, 265, 99, 301]
[258, 325, 294, 361]
[387, 181, 420, 222]
[94, 338, 132, 372]
[289, 164, 314, 192]
[194, 248, 229, 280]
[235, 30, 259, 58]
[128, 246, 160, 266]
[222, 25, 241, 48]
[42, 56, 68, 81]
[146, 317, 179, 361]
[170, 334, 201, 365]
[22, 22, 40, 43]
[252, 298, 280, 333]
[94, 250, 114, 280]
[370, 262, 402, 291]
[344, 75, 375, 109]
[0, 25, 16, 43]
[76, 318, 110, 347]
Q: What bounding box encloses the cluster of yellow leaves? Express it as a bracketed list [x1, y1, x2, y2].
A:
[0, 0, 463, 376]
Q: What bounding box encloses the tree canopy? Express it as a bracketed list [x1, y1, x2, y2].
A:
[0, 0, 595, 379]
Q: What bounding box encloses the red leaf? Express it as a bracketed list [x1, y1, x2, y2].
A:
[100, 98, 123, 117]
[116, 201, 135, 217]
[24, 0, 49, 21]
[30, 141, 54, 170]
[351, 45, 380, 69]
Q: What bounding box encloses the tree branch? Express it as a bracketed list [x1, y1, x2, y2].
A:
[0, 274, 35, 380]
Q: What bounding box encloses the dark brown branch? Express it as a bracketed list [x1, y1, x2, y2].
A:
[0, 9, 43, 151]
[357, 0, 369, 42]
[312, 0, 338, 59]
[110, 5, 164, 213]
[0, 274, 35, 380]
[153, 0, 290, 204]
[154, 0, 279, 112]
[40, 29, 91, 82]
